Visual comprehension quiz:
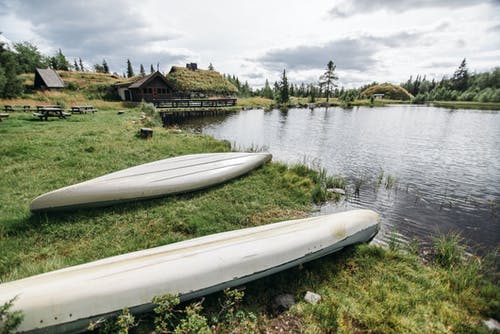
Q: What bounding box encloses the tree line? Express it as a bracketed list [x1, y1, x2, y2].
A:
[2, 34, 498, 103]
[228, 61, 358, 105]
[401, 59, 500, 103]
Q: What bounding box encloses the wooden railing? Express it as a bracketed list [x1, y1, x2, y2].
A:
[153, 98, 237, 109]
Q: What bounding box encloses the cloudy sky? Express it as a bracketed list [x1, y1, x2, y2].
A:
[0, 0, 499, 88]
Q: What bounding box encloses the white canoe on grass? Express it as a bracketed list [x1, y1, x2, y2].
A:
[0, 209, 379, 334]
[30, 152, 272, 212]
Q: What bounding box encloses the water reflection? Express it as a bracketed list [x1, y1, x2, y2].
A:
[184, 105, 500, 253]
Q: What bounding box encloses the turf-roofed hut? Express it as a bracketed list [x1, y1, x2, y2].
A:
[117, 71, 174, 102]
[165, 63, 238, 98]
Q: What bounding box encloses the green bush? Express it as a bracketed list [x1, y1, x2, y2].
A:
[66, 82, 79, 91]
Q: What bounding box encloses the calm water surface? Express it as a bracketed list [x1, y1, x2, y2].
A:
[184, 105, 500, 253]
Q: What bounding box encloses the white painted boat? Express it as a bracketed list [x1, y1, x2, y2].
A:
[0, 209, 379, 333]
[30, 152, 272, 211]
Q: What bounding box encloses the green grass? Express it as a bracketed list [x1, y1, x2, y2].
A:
[432, 100, 500, 110]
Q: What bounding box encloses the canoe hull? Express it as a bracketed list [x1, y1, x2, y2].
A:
[30, 153, 272, 211]
[0, 209, 380, 333]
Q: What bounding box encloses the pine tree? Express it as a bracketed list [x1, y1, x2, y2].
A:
[277, 69, 289, 104]
[74, 59, 79, 71]
[452, 58, 469, 91]
[126, 59, 134, 78]
[140, 64, 145, 76]
[208, 63, 214, 71]
[319, 60, 338, 102]
[150, 64, 154, 74]
[79, 57, 84, 72]
[102, 59, 109, 74]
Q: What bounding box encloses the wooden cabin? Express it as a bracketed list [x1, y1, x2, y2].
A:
[115, 64, 237, 102]
[34, 68, 65, 90]
[116, 71, 174, 102]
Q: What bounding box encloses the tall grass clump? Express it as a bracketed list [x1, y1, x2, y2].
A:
[432, 233, 465, 269]
[139, 101, 161, 127]
[0, 298, 24, 334]
[385, 174, 396, 189]
[289, 165, 345, 204]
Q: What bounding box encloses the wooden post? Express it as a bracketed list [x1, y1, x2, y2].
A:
[140, 128, 153, 139]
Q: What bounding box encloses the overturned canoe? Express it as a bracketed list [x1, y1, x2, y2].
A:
[30, 152, 272, 211]
[0, 209, 379, 333]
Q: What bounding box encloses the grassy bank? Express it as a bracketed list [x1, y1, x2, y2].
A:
[236, 97, 407, 109]
[431, 100, 500, 110]
[1, 106, 498, 333]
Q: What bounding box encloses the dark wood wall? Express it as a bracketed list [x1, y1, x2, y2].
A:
[130, 77, 173, 102]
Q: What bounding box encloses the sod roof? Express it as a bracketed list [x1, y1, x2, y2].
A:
[165, 66, 238, 95]
[360, 83, 413, 100]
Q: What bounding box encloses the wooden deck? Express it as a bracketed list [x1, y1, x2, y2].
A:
[159, 109, 237, 125]
[153, 98, 236, 109]
[154, 98, 238, 125]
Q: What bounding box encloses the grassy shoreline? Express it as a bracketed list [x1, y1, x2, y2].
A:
[1, 105, 498, 333]
[431, 100, 500, 110]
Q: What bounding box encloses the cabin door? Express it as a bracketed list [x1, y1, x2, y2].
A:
[152, 88, 158, 100]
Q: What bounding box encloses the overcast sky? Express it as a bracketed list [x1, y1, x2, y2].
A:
[1, 0, 499, 88]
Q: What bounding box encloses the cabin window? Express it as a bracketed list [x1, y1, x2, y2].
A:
[143, 88, 147, 94]
[148, 88, 153, 94]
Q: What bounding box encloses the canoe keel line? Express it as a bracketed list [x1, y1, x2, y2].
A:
[0, 210, 380, 333]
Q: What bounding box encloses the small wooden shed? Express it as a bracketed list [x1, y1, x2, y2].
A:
[34, 68, 65, 90]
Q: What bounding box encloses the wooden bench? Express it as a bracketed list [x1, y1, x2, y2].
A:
[0, 113, 9, 122]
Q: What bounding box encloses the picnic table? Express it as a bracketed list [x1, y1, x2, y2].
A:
[33, 106, 71, 121]
[3, 105, 31, 112]
[0, 113, 9, 122]
[71, 105, 98, 114]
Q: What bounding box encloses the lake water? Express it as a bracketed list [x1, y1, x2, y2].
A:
[183, 105, 500, 254]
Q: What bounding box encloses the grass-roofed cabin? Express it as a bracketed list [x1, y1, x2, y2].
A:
[165, 63, 238, 98]
[117, 71, 174, 102]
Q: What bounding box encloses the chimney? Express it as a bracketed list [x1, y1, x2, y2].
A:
[186, 63, 197, 71]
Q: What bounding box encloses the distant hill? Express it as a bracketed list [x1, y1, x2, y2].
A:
[361, 83, 413, 100]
